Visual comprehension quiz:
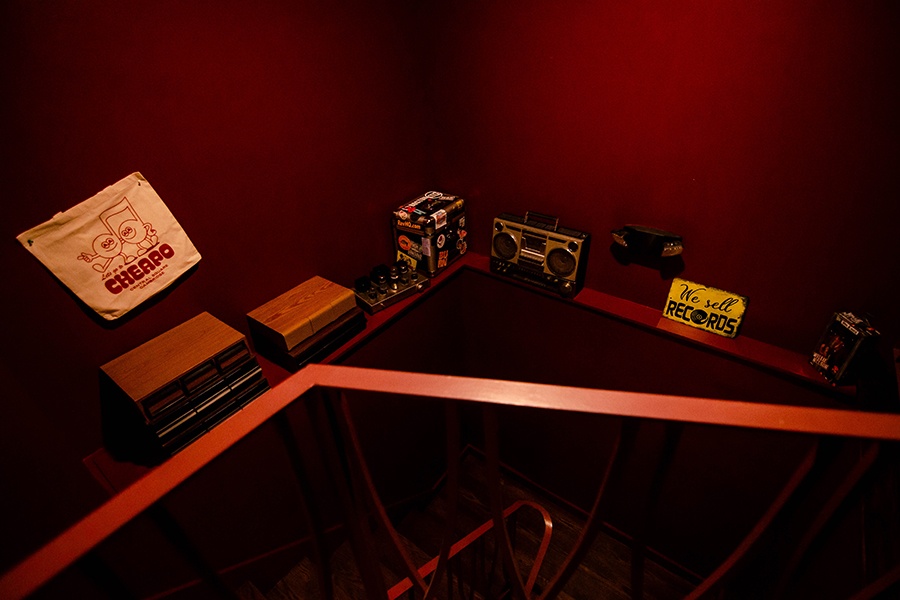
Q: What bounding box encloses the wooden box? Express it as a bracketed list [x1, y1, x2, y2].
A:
[101, 312, 268, 461]
[246, 276, 358, 352]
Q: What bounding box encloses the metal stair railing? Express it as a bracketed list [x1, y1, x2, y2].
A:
[385, 499, 554, 600]
[2, 363, 900, 599]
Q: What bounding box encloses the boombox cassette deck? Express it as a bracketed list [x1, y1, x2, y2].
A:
[490, 212, 591, 298]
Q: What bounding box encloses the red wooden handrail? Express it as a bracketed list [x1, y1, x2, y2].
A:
[306, 365, 900, 441]
[2, 364, 900, 599]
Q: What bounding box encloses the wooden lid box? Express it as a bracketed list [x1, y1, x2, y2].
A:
[246, 276, 365, 372]
[100, 312, 268, 461]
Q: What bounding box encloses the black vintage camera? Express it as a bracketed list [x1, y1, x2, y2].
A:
[490, 212, 591, 298]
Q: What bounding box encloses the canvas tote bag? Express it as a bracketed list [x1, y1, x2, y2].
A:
[17, 172, 201, 320]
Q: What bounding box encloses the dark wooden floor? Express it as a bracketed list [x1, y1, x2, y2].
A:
[236, 450, 698, 599]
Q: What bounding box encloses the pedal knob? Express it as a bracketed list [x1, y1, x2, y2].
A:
[396, 262, 410, 283]
[370, 264, 389, 285]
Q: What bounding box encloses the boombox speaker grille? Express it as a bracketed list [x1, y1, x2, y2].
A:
[547, 247, 576, 277]
[492, 232, 519, 260]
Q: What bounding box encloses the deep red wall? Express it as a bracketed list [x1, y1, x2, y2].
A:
[1, 0, 428, 570]
[2, 0, 898, 580]
[424, 0, 900, 354]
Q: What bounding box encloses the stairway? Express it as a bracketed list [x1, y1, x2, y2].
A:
[236, 450, 697, 599]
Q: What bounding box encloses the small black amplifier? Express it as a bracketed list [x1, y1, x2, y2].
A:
[490, 212, 590, 298]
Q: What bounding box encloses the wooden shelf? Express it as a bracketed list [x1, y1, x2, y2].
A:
[457, 253, 848, 396]
[85, 252, 849, 495]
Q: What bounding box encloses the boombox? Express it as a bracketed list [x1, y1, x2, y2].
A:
[490, 212, 591, 298]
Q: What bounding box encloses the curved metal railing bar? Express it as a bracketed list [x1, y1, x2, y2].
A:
[337, 391, 533, 600]
[335, 390, 432, 596]
[273, 412, 334, 600]
[388, 500, 553, 600]
[772, 441, 881, 599]
[685, 441, 820, 599]
[483, 404, 531, 598]
[316, 388, 390, 598]
[524, 501, 555, 596]
[419, 400, 462, 600]
[537, 418, 624, 600]
[385, 500, 553, 600]
[3, 363, 900, 599]
[848, 561, 900, 600]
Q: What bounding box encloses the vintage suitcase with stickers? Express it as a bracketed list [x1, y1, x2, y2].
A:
[392, 191, 467, 276]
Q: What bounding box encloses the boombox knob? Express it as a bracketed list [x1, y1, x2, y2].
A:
[559, 281, 575, 297]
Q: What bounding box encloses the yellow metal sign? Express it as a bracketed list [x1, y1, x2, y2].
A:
[663, 278, 748, 338]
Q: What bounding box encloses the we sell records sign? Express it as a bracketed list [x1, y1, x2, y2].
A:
[662, 278, 748, 339]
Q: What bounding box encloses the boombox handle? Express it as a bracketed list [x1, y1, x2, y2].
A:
[524, 211, 559, 232]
